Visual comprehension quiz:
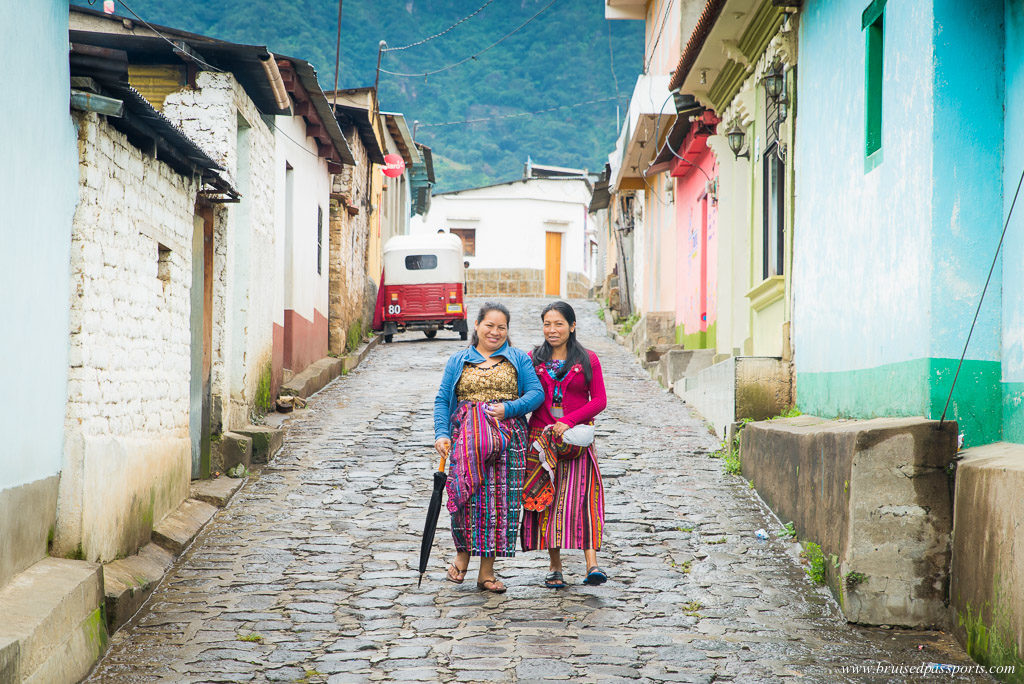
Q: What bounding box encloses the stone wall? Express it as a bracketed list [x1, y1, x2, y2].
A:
[567, 271, 592, 299]
[58, 112, 199, 561]
[466, 269, 544, 297]
[328, 126, 372, 355]
[163, 71, 276, 430]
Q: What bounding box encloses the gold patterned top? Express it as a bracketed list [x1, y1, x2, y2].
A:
[456, 359, 519, 403]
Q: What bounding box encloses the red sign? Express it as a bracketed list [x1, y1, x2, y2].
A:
[382, 154, 406, 178]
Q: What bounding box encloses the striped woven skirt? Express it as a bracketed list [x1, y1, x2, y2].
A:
[449, 404, 528, 557]
[521, 426, 605, 551]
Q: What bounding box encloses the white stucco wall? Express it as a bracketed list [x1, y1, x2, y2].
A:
[411, 178, 592, 297]
[58, 112, 200, 561]
[274, 115, 331, 325]
[0, 0, 77, 494]
[163, 71, 276, 429]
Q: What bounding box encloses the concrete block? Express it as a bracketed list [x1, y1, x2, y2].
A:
[211, 431, 252, 473]
[102, 543, 174, 631]
[950, 443, 1024, 668]
[676, 356, 791, 437]
[152, 499, 217, 555]
[232, 425, 284, 464]
[190, 476, 244, 508]
[0, 557, 105, 684]
[0, 637, 19, 683]
[0, 474, 59, 589]
[655, 349, 715, 389]
[741, 416, 958, 628]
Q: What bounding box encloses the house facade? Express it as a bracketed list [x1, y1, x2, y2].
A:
[411, 169, 594, 299]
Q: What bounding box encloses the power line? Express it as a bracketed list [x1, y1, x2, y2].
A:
[416, 96, 623, 128]
[332, 0, 343, 106]
[379, 0, 562, 78]
[117, 0, 225, 74]
[383, 0, 497, 52]
[644, 0, 675, 73]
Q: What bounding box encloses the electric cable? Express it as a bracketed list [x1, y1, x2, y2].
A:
[383, 0, 497, 52]
[939, 163, 1024, 426]
[643, 0, 675, 74]
[379, 0, 561, 78]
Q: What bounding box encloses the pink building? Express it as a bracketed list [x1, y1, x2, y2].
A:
[670, 111, 720, 349]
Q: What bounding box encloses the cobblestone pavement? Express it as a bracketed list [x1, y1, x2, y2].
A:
[88, 298, 987, 683]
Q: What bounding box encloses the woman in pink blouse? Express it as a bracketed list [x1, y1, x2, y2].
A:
[522, 301, 608, 588]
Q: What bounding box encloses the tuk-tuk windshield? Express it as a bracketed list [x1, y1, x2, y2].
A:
[384, 234, 464, 285]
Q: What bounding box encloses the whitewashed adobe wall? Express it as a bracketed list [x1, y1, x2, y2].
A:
[164, 71, 276, 430]
[411, 178, 593, 297]
[57, 111, 200, 562]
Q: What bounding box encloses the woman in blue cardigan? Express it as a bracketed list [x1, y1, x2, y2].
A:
[434, 302, 543, 592]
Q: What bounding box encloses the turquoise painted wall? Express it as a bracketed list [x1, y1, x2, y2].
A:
[1004, 2, 1024, 443]
[0, 1, 78, 490]
[793, 0, 1007, 446]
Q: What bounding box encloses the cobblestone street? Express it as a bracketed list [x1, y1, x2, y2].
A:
[88, 298, 984, 683]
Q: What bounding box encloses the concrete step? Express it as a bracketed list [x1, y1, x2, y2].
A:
[211, 431, 252, 474]
[102, 543, 174, 632]
[281, 357, 344, 399]
[232, 425, 284, 464]
[0, 557, 106, 684]
[151, 499, 217, 556]
[190, 475, 244, 508]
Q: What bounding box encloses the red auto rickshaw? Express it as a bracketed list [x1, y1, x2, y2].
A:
[372, 234, 468, 343]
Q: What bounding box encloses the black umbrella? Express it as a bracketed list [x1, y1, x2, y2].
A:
[417, 453, 448, 586]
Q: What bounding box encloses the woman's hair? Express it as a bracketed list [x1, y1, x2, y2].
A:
[470, 302, 511, 347]
[532, 300, 592, 383]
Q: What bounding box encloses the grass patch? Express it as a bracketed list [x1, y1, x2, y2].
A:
[236, 633, 264, 643]
[596, 308, 605, 321]
[844, 571, 868, 590]
[779, 521, 796, 539]
[682, 600, 703, 617]
[254, 361, 274, 416]
[802, 541, 826, 585]
[620, 313, 640, 334]
[345, 319, 364, 353]
[707, 537, 727, 545]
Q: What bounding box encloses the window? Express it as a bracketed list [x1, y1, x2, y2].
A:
[762, 147, 785, 280]
[449, 228, 476, 256]
[316, 205, 323, 275]
[405, 254, 437, 270]
[157, 243, 171, 289]
[863, 0, 885, 161]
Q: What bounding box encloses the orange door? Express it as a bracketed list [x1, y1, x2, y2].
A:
[545, 231, 561, 296]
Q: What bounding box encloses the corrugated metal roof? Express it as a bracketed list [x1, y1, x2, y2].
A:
[274, 54, 356, 166]
[69, 41, 237, 200]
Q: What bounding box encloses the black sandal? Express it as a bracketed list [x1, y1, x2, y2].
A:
[583, 566, 607, 586]
[544, 570, 566, 589]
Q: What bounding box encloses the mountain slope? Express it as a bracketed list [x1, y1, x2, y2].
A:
[73, 0, 644, 191]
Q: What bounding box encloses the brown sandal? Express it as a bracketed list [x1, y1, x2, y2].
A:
[446, 562, 467, 584]
[476, 577, 507, 593]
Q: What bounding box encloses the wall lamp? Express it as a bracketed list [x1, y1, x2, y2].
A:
[726, 123, 749, 160]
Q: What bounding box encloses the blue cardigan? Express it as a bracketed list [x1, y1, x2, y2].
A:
[433, 341, 544, 440]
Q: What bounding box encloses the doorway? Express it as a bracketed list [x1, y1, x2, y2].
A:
[189, 206, 213, 479]
[545, 231, 562, 296]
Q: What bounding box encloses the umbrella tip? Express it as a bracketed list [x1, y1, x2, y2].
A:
[418, 573, 423, 587]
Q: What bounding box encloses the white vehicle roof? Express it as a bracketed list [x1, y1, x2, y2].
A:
[383, 234, 465, 285]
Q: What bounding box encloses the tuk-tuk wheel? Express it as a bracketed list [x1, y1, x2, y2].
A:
[384, 334, 394, 344]
[459, 331, 468, 341]
[424, 330, 437, 339]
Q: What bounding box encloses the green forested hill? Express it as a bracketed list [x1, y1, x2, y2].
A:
[73, 0, 644, 192]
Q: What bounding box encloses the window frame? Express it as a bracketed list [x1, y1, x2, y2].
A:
[449, 227, 476, 257]
[863, 0, 885, 164]
[762, 144, 786, 280]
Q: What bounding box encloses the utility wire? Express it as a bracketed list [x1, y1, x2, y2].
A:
[644, 0, 675, 73]
[383, 0, 497, 52]
[379, 0, 562, 78]
[332, 0, 343, 107]
[416, 96, 623, 128]
[939, 164, 1024, 426]
[117, 0, 225, 74]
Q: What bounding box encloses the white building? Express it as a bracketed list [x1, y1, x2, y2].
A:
[411, 166, 595, 299]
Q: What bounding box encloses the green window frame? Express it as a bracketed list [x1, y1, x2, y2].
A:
[863, 0, 885, 163]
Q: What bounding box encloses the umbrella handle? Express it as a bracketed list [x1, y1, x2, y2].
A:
[437, 454, 447, 473]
